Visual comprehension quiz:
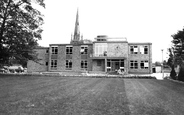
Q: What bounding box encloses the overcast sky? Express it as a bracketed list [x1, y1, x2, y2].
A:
[38, 0, 184, 62]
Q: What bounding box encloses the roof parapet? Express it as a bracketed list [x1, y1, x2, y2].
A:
[95, 35, 127, 42]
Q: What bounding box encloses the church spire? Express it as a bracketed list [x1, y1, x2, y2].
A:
[70, 9, 83, 44]
[73, 9, 80, 41]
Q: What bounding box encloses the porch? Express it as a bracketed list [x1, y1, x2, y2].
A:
[91, 57, 128, 74]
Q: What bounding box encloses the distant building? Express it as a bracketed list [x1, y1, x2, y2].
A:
[27, 10, 152, 74]
[152, 63, 162, 73]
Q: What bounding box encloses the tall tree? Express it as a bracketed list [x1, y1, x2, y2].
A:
[171, 27, 184, 64]
[0, 0, 45, 67]
[168, 27, 184, 80]
[167, 48, 174, 68]
[167, 48, 177, 79]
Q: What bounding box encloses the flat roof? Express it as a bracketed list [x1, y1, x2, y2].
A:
[35, 46, 49, 49]
[93, 41, 128, 43]
[49, 43, 93, 46]
[128, 42, 152, 45]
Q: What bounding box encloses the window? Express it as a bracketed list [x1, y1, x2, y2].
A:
[130, 60, 138, 69]
[144, 46, 148, 54]
[120, 60, 124, 67]
[51, 47, 58, 54]
[66, 46, 73, 54]
[66, 60, 72, 70]
[81, 60, 87, 69]
[81, 46, 88, 54]
[140, 60, 149, 69]
[130, 46, 138, 54]
[46, 49, 49, 53]
[107, 61, 111, 67]
[94, 43, 107, 57]
[51, 60, 57, 69]
[97, 60, 101, 66]
[46, 62, 48, 66]
[140, 46, 148, 54]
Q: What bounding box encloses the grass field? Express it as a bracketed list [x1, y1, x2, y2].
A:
[0, 75, 184, 115]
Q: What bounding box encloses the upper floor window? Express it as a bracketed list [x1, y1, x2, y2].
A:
[140, 60, 149, 69]
[66, 46, 73, 54]
[140, 46, 148, 54]
[144, 46, 148, 54]
[81, 46, 88, 54]
[46, 49, 49, 53]
[51, 46, 58, 54]
[130, 46, 138, 54]
[94, 43, 107, 57]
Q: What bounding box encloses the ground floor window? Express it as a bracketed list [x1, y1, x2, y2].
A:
[66, 60, 72, 70]
[140, 60, 149, 69]
[97, 60, 101, 66]
[130, 60, 138, 69]
[51, 60, 57, 70]
[81, 60, 87, 70]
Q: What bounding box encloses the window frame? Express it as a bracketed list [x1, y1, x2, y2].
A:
[130, 60, 138, 69]
[144, 46, 148, 54]
[94, 43, 107, 57]
[97, 60, 102, 66]
[51, 46, 58, 54]
[51, 60, 57, 69]
[46, 62, 48, 66]
[130, 45, 138, 54]
[46, 49, 49, 54]
[81, 60, 88, 70]
[66, 46, 73, 54]
[66, 60, 72, 70]
[140, 45, 148, 54]
[140, 60, 149, 69]
[81, 46, 88, 54]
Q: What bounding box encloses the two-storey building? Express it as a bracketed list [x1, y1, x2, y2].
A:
[27, 10, 152, 74]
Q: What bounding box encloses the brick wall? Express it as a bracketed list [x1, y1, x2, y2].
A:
[27, 48, 49, 72]
[28, 42, 152, 74]
[92, 60, 105, 71]
[128, 43, 152, 74]
[107, 42, 128, 57]
[49, 44, 93, 72]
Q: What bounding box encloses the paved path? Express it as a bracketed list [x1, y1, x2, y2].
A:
[0, 76, 184, 115]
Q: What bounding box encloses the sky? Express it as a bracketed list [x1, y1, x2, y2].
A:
[37, 0, 184, 62]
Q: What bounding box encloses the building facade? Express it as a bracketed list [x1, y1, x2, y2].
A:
[27, 36, 152, 74]
[27, 10, 152, 74]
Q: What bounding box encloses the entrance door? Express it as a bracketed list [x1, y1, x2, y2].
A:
[115, 62, 120, 71]
[108, 59, 124, 72]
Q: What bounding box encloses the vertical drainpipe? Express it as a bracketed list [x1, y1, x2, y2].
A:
[48, 45, 51, 72]
[105, 57, 107, 72]
[149, 44, 152, 74]
[127, 43, 129, 74]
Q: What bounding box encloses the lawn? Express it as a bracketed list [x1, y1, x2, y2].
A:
[0, 75, 184, 115]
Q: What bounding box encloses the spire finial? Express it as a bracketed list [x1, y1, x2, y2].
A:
[73, 8, 80, 41]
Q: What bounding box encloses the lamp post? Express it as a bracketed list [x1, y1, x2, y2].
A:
[161, 49, 164, 78]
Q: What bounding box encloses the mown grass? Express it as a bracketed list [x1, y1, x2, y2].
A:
[0, 74, 183, 115]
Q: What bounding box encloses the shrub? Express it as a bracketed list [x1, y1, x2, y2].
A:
[170, 66, 176, 80]
[178, 65, 184, 82]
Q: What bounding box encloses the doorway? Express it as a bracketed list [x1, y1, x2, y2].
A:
[107, 59, 124, 72]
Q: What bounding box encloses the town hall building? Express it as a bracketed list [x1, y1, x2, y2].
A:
[27, 10, 152, 74]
